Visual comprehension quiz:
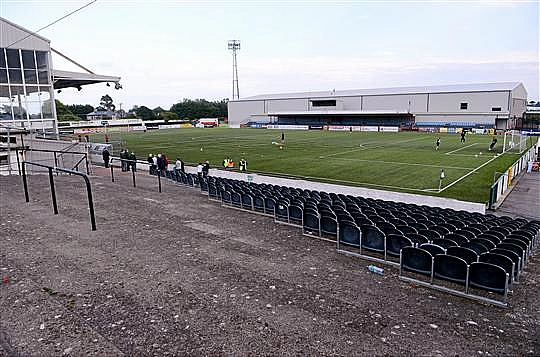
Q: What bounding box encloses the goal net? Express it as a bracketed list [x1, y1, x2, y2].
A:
[502, 130, 527, 154]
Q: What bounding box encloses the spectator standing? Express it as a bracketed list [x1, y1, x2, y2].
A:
[196, 162, 203, 181]
[175, 157, 184, 173]
[152, 154, 158, 174]
[102, 148, 110, 168]
[157, 153, 167, 176]
[147, 154, 155, 174]
[120, 149, 127, 171]
[128, 152, 137, 172]
[202, 161, 210, 178]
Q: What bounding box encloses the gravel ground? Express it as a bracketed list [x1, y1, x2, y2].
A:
[1, 168, 539, 356]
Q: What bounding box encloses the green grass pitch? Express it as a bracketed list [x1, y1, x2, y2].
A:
[99, 128, 530, 204]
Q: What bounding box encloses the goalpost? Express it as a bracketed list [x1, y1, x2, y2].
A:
[502, 130, 528, 154]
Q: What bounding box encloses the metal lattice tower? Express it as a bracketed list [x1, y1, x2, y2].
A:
[228, 40, 240, 100]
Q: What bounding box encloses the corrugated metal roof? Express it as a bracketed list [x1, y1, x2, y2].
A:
[236, 82, 522, 101]
[268, 110, 409, 116]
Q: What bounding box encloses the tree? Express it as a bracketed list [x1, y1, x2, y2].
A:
[135, 106, 156, 120]
[160, 111, 179, 121]
[153, 106, 165, 116]
[55, 99, 81, 121]
[170, 98, 228, 120]
[66, 104, 94, 120]
[98, 94, 115, 112]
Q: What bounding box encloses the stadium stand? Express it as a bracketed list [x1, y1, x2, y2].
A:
[157, 170, 539, 307]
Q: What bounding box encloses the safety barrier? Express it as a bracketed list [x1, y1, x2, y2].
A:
[489, 145, 537, 210]
[21, 161, 96, 231]
[108, 156, 163, 193]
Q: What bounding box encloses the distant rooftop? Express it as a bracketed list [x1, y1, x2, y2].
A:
[236, 82, 523, 101]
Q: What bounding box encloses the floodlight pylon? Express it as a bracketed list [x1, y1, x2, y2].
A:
[228, 40, 240, 100]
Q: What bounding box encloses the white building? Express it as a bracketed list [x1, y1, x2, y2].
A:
[228, 82, 527, 130]
[0, 17, 121, 134]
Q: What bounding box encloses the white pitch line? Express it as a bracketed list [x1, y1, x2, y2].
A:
[445, 143, 478, 155]
[330, 157, 474, 170]
[439, 154, 500, 192]
[249, 169, 433, 193]
[321, 135, 431, 158]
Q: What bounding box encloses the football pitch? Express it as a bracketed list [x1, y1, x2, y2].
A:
[103, 128, 530, 204]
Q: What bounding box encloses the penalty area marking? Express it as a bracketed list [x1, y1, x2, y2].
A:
[438, 153, 500, 193]
[445, 143, 478, 155]
[321, 135, 432, 159]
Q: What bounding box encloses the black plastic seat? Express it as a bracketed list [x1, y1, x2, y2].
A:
[360, 225, 386, 253]
[462, 241, 489, 255]
[386, 234, 413, 257]
[433, 254, 468, 285]
[303, 211, 320, 236]
[469, 238, 496, 251]
[338, 221, 361, 248]
[320, 215, 338, 239]
[447, 246, 478, 264]
[417, 229, 441, 242]
[431, 225, 451, 236]
[497, 243, 525, 269]
[241, 192, 253, 210]
[479, 253, 514, 285]
[444, 233, 468, 246]
[396, 225, 417, 235]
[431, 238, 458, 249]
[288, 204, 303, 225]
[419, 243, 446, 256]
[404, 232, 428, 246]
[400, 247, 433, 276]
[468, 262, 508, 297]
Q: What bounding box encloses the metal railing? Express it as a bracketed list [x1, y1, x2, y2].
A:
[21, 160, 97, 231]
[109, 157, 162, 193]
[488, 145, 537, 210]
[15, 148, 89, 175]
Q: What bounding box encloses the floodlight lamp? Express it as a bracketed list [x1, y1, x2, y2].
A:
[57, 89, 62, 93]
[114, 82, 122, 90]
[228, 40, 240, 50]
[106, 82, 110, 87]
[77, 86, 82, 91]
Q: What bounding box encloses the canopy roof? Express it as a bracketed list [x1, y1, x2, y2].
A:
[52, 69, 121, 90]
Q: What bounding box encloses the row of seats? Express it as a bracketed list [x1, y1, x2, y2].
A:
[162, 171, 539, 307]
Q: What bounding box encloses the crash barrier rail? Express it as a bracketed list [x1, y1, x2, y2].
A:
[15, 148, 89, 175]
[108, 157, 162, 193]
[21, 161, 96, 231]
[489, 145, 537, 209]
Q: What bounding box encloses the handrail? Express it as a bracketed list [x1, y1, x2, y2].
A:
[109, 156, 162, 193]
[16, 148, 89, 175]
[21, 160, 97, 231]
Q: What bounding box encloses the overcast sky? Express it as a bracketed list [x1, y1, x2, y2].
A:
[2, 0, 538, 110]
